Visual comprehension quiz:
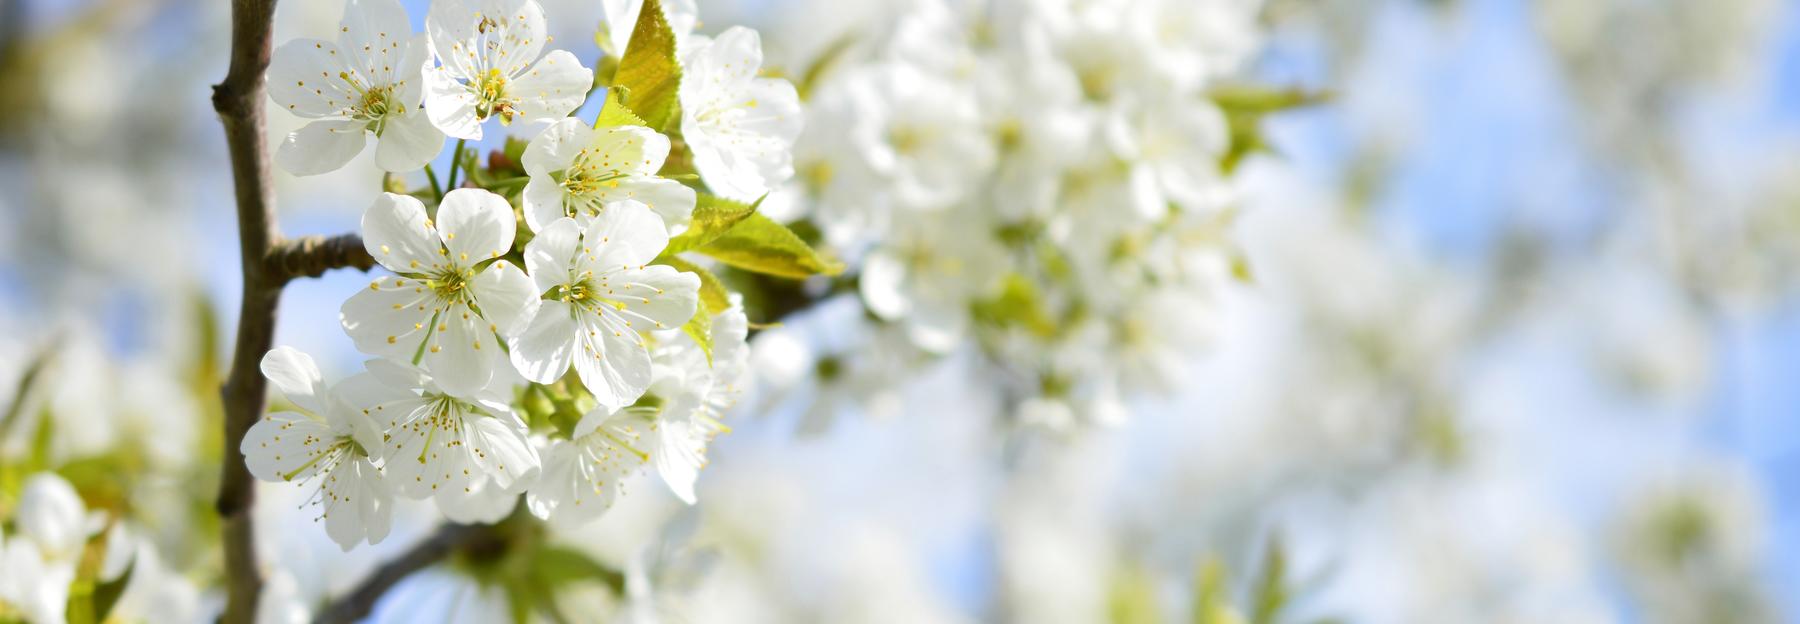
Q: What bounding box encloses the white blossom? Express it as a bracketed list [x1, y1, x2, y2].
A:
[858, 210, 1006, 353]
[424, 0, 594, 140]
[520, 118, 696, 233]
[679, 27, 803, 202]
[510, 204, 700, 408]
[361, 359, 542, 507]
[241, 347, 398, 550]
[0, 473, 98, 624]
[341, 189, 539, 397]
[268, 0, 444, 175]
[526, 406, 650, 526]
[646, 302, 750, 504]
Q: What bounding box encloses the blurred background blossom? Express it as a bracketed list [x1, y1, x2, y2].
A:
[1, 0, 1798, 622]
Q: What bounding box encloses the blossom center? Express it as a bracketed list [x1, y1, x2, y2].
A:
[475, 68, 518, 123]
[431, 267, 475, 303]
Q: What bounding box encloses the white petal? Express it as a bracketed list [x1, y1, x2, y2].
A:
[651, 411, 705, 504]
[574, 310, 652, 408]
[585, 199, 670, 269]
[421, 302, 495, 397]
[435, 478, 519, 524]
[360, 193, 445, 274]
[16, 474, 85, 557]
[858, 250, 911, 319]
[522, 176, 571, 234]
[364, 358, 431, 391]
[604, 264, 699, 331]
[340, 276, 437, 360]
[685, 76, 801, 201]
[424, 65, 483, 140]
[509, 299, 577, 384]
[430, 0, 546, 79]
[524, 217, 583, 292]
[436, 188, 515, 268]
[683, 26, 762, 89]
[508, 49, 593, 124]
[520, 117, 592, 176]
[374, 108, 445, 172]
[586, 125, 670, 178]
[462, 414, 540, 489]
[268, 39, 352, 117]
[471, 260, 538, 337]
[239, 411, 335, 484]
[600, 177, 696, 232]
[322, 457, 391, 551]
[276, 119, 368, 176]
[326, 372, 416, 450]
[525, 439, 578, 520]
[337, 0, 413, 84]
[259, 346, 326, 415]
[378, 397, 477, 499]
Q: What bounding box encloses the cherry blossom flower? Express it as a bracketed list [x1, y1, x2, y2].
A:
[646, 302, 749, 504]
[361, 359, 542, 507]
[268, 0, 443, 175]
[510, 204, 700, 408]
[424, 0, 594, 139]
[679, 27, 803, 202]
[859, 209, 1006, 352]
[520, 118, 696, 233]
[341, 190, 539, 397]
[241, 347, 399, 550]
[526, 406, 649, 526]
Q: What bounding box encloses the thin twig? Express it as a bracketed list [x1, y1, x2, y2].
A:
[211, 0, 281, 621]
[312, 523, 497, 624]
[267, 233, 376, 283]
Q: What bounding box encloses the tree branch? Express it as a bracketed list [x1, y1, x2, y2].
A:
[312, 523, 498, 624]
[213, 1, 280, 622]
[267, 233, 376, 283]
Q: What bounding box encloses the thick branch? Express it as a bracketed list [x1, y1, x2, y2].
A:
[312, 524, 497, 624]
[268, 233, 376, 283]
[213, 1, 280, 623]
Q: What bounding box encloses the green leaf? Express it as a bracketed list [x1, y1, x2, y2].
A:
[972, 273, 1056, 338]
[1250, 536, 1290, 624]
[1210, 84, 1330, 115]
[532, 546, 625, 592]
[682, 295, 715, 365]
[91, 558, 134, 623]
[664, 194, 762, 254]
[1210, 84, 1328, 173]
[694, 214, 843, 279]
[612, 0, 682, 130]
[594, 87, 647, 128]
[659, 256, 731, 313]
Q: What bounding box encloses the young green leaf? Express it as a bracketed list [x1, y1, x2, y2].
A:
[694, 214, 844, 279]
[658, 256, 732, 313]
[1210, 84, 1328, 172]
[682, 294, 715, 365]
[612, 0, 682, 130]
[664, 194, 762, 254]
[594, 87, 647, 128]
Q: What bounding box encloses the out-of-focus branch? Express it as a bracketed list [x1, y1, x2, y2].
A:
[267, 233, 376, 283]
[312, 523, 499, 624]
[211, 0, 281, 622]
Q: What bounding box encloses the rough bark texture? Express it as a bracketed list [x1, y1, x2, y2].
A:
[210, 0, 378, 620]
[269, 233, 377, 283]
[211, 1, 280, 622]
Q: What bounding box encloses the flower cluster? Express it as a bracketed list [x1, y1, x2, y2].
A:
[251, 0, 800, 550]
[761, 0, 1264, 429]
